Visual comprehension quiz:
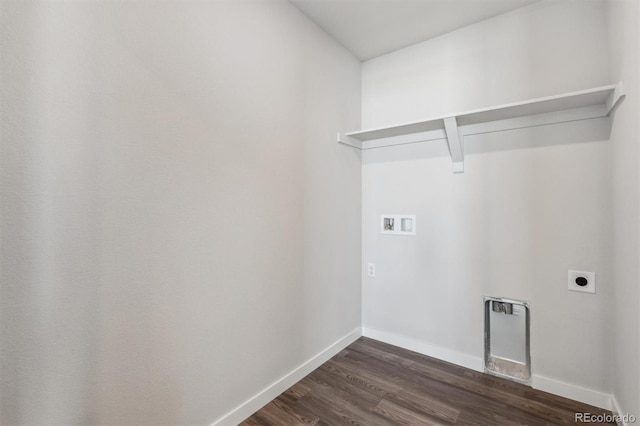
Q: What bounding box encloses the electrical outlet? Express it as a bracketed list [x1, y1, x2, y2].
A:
[367, 263, 376, 278]
[568, 270, 595, 294]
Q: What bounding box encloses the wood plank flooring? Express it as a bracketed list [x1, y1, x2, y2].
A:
[240, 337, 615, 425]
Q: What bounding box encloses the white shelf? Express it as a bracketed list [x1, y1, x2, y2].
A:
[338, 83, 625, 173]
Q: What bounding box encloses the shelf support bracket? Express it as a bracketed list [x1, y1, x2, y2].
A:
[337, 132, 362, 150]
[605, 81, 625, 115]
[443, 117, 464, 173]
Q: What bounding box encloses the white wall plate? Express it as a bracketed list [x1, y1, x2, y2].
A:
[380, 215, 416, 235]
[568, 270, 595, 294]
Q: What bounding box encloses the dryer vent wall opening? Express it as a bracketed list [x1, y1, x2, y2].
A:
[484, 296, 531, 384]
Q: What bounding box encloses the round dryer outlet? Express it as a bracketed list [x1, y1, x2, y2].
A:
[568, 270, 595, 294]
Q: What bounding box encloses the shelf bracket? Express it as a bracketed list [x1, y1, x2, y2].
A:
[443, 117, 464, 173]
[605, 81, 625, 115]
[337, 132, 362, 150]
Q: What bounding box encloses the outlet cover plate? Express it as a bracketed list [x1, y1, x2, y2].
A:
[568, 270, 595, 294]
[367, 263, 376, 277]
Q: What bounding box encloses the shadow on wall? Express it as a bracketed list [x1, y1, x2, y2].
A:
[0, 2, 39, 423]
[0, 1, 106, 424]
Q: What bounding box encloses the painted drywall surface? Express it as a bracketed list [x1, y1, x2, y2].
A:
[361, 0, 613, 393]
[361, 0, 610, 129]
[0, 2, 102, 423]
[607, 0, 640, 418]
[0, 1, 361, 424]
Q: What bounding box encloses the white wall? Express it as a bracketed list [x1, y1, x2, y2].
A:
[362, 0, 614, 399]
[607, 0, 640, 418]
[361, 0, 610, 129]
[0, 1, 361, 424]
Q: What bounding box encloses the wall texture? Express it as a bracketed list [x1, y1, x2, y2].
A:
[0, 1, 361, 424]
[361, 0, 610, 129]
[361, 0, 614, 398]
[607, 0, 640, 418]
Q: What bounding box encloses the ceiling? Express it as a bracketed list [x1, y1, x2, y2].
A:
[289, 0, 541, 61]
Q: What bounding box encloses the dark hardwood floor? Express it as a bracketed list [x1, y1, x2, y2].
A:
[240, 337, 614, 425]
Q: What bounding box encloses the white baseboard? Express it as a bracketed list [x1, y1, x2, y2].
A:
[610, 395, 631, 426]
[211, 327, 362, 426]
[531, 375, 612, 411]
[362, 327, 484, 372]
[212, 326, 615, 425]
[362, 326, 614, 412]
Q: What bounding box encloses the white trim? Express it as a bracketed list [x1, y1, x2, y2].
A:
[610, 395, 631, 426]
[210, 327, 361, 426]
[443, 116, 463, 171]
[346, 84, 619, 139]
[211, 326, 615, 425]
[340, 82, 625, 173]
[362, 327, 615, 412]
[530, 375, 612, 411]
[337, 132, 363, 150]
[362, 327, 483, 372]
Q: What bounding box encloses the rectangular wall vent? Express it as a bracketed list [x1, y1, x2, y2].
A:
[484, 296, 531, 384]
